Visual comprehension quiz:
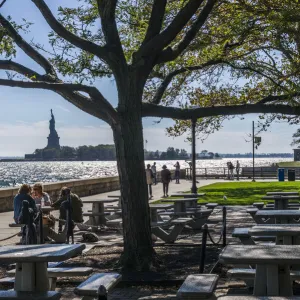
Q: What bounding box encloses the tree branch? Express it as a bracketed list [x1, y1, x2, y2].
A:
[0, 60, 47, 80]
[141, 0, 167, 46]
[137, 0, 204, 58]
[96, 0, 126, 64]
[150, 59, 223, 104]
[258, 93, 300, 104]
[0, 78, 118, 124]
[157, 0, 217, 64]
[0, 0, 7, 8]
[0, 13, 56, 76]
[31, 0, 109, 62]
[142, 103, 300, 120]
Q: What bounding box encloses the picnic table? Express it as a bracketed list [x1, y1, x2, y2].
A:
[40, 207, 54, 213]
[220, 245, 300, 296]
[83, 198, 119, 226]
[149, 204, 174, 222]
[170, 193, 206, 198]
[261, 195, 300, 210]
[161, 198, 198, 212]
[249, 225, 300, 245]
[267, 191, 299, 196]
[256, 210, 300, 224]
[0, 244, 85, 292]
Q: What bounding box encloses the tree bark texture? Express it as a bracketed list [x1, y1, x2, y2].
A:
[112, 75, 154, 270]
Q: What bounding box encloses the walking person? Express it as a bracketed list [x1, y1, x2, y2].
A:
[161, 165, 171, 198]
[229, 161, 235, 180]
[146, 164, 154, 199]
[151, 162, 157, 185]
[174, 161, 180, 184]
[236, 160, 241, 181]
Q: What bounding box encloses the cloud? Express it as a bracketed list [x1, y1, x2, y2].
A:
[55, 105, 71, 113]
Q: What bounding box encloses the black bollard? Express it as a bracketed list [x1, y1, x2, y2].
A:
[222, 206, 227, 247]
[97, 285, 107, 300]
[39, 209, 44, 244]
[199, 223, 208, 273]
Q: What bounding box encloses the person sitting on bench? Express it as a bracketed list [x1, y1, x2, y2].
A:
[51, 187, 83, 233]
[13, 184, 37, 224]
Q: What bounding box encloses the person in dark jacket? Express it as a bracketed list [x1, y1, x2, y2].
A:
[13, 184, 37, 223]
[161, 165, 171, 198]
[51, 187, 83, 232]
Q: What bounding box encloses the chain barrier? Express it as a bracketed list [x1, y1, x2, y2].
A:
[207, 224, 224, 245]
[0, 232, 20, 242]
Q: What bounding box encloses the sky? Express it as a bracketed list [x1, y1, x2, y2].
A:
[0, 0, 298, 156]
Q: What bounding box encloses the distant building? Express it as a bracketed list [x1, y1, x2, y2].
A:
[294, 149, 300, 161]
[25, 109, 60, 160]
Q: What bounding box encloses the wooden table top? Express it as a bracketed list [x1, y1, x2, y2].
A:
[83, 198, 119, 204]
[256, 210, 300, 217]
[220, 245, 300, 265]
[0, 244, 85, 263]
[161, 198, 198, 203]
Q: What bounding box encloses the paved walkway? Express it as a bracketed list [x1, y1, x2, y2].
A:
[0, 179, 219, 244]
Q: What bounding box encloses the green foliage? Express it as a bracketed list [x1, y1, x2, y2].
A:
[155, 181, 300, 205]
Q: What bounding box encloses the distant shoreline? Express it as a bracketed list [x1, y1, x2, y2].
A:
[0, 156, 293, 163]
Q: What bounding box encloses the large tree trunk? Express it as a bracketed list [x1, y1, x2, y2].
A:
[112, 76, 155, 270]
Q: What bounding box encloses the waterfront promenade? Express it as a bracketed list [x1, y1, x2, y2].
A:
[0, 179, 219, 245]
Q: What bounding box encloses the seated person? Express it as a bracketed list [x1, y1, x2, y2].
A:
[51, 187, 83, 233]
[32, 183, 51, 207]
[13, 184, 37, 224]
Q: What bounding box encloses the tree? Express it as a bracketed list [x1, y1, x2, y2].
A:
[2, 0, 300, 270]
[291, 129, 300, 147]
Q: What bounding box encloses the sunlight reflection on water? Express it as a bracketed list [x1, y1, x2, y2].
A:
[0, 157, 292, 187]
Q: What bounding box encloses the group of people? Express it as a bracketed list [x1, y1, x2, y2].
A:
[227, 160, 241, 180]
[145, 162, 181, 199]
[13, 183, 84, 235]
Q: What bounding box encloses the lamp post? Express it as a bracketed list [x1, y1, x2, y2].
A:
[252, 121, 255, 182]
[191, 117, 198, 193]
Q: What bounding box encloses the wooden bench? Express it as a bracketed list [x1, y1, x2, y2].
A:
[7, 267, 93, 290]
[74, 273, 121, 299]
[177, 274, 219, 299]
[0, 291, 61, 299]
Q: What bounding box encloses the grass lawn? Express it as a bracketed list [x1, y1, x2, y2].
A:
[154, 181, 300, 205]
[277, 161, 300, 167]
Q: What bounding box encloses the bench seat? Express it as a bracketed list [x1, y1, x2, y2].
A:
[228, 268, 300, 280]
[232, 228, 275, 245]
[177, 274, 219, 299]
[253, 202, 264, 209]
[8, 223, 23, 228]
[83, 212, 110, 217]
[0, 291, 61, 299]
[8, 267, 93, 278]
[218, 297, 300, 299]
[74, 273, 121, 297]
[205, 203, 218, 209]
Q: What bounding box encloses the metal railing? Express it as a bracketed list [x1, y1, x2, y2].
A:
[185, 167, 300, 180]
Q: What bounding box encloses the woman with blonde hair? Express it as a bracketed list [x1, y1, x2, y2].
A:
[32, 183, 51, 207]
[13, 184, 37, 223]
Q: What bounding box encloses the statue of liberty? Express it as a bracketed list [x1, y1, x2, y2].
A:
[46, 109, 60, 149]
[49, 109, 55, 132]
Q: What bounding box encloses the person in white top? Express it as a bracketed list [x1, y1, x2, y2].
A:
[32, 183, 51, 207]
[151, 162, 157, 185]
[146, 164, 154, 199]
